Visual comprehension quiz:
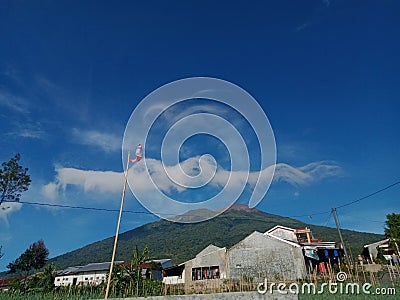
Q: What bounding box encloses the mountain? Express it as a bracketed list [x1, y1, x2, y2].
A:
[49, 205, 383, 270]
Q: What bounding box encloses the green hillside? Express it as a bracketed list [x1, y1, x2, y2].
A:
[49, 206, 383, 270]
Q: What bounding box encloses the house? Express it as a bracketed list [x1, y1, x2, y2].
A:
[229, 231, 306, 281]
[54, 261, 123, 286]
[163, 224, 344, 292]
[183, 244, 227, 291]
[162, 263, 185, 285]
[162, 244, 227, 291]
[140, 259, 174, 280]
[267, 225, 343, 273]
[185, 244, 227, 281]
[55, 259, 174, 287]
[163, 232, 307, 292]
[362, 238, 396, 263]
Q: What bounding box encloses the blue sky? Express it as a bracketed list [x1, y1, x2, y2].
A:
[0, 0, 399, 271]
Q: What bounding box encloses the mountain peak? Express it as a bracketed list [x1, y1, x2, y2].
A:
[225, 204, 259, 213]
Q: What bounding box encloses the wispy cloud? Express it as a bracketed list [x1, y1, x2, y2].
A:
[71, 128, 122, 153]
[0, 90, 30, 114]
[17, 129, 46, 139]
[295, 22, 310, 32]
[294, 0, 333, 32]
[4, 120, 46, 140]
[323, 0, 331, 7]
[0, 202, 23, 225]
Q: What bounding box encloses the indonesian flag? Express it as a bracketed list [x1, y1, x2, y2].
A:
[129, 144, 143, 163]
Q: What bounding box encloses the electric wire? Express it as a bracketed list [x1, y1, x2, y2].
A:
[1, 180, 399, 222]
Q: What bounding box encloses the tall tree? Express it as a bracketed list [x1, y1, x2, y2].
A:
[384, 213, 400, 239]
[7, 240, 49, 280]
[0, 153, 31, 205]
[0, 245, 3, 259]
[30, 240, 49, 270]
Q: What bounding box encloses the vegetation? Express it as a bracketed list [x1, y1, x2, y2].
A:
[1, 245, 164, 299]
[384, 213, 400, 240]
[49, 207, 384, 270]
[0, 153, 31, 205]
[7, 240, 49, 281]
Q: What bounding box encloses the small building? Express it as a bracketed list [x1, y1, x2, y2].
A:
[267, 225, 343, 273]
[161, 244, 228, 291]
[162, 264, 185, 285]
[54, 261, 123, 286]
[140, 259, 174, 280]
[183, 244, 227, 292]
[362, 238, 395, 263]
[229, 231, 306, 281]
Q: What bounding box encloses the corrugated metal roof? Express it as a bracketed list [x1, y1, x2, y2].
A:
[146, 259, 174, 269]
[57, 261, 124, 275]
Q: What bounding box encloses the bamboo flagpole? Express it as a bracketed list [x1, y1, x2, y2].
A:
[105, 144, 142, 299]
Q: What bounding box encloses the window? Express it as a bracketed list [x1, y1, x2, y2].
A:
[191, 266, 220, 280]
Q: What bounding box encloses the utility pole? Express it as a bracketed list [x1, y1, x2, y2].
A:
[105, 151, 131, 299]
[104, 144, 143, 299]
[332, 208, 351, 266]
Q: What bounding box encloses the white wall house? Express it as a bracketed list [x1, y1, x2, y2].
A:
[54, 261, 123, 287]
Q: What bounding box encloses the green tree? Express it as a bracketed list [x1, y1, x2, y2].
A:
[109, 245, 150, 297]
[0, 153, 31, 205]
[7, 239, 49, 280]
[385, 213, 400, 257]
[384, 213, 400, 239]
[39, 264, 56, 293]
[30, 239, 49, 270]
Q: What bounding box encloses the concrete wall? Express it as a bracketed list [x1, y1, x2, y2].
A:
[184, 245, 227, 293]
[267, 227, 297, 243]
[100, 291, 298, 300]
[184, 246, 227, 280]
[228, 232, 306, 281]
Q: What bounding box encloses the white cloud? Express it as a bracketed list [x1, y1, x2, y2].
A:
[0, 202, 23, 225]
[41, 167, 124, 201]
[42, 182, 59, 201]
[72, 128, 121, 153]
[42, 158, 341, 203]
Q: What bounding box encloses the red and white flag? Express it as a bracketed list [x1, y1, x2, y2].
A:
[129, 144, 143, 163]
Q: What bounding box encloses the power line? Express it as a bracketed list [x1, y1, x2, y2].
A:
[1, 179, 399, 221]
[323, 211, 333, 227]
[286, 211, 330, 218]
[17, 201, 154, 215]
[335, 180, 400, 209]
